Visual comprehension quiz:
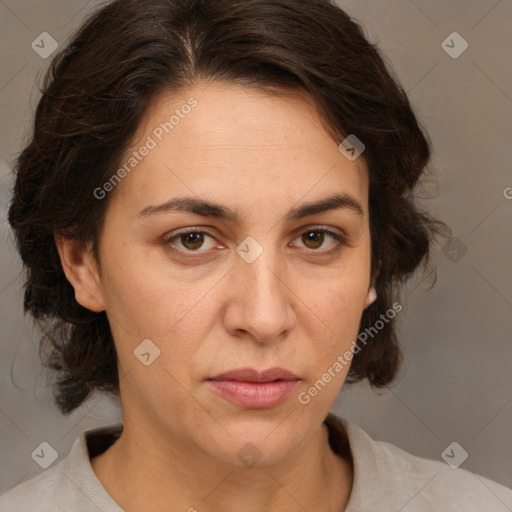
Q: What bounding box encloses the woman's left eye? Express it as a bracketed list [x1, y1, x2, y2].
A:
[164, 228, 347, 255]
[291, 228, 347, 254]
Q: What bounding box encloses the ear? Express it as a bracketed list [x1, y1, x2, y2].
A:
[364, 287, 377, 308]
[54, 234, 105, 312]
[364, 261, 381, 308]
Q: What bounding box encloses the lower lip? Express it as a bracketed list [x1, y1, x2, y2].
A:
[206, 379, 300, 408]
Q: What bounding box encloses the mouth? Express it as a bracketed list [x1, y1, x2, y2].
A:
[208, 367, 300, 383]
[206, 367, 301, 408]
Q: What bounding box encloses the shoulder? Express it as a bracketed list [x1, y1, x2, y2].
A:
[325, 413, 512, 511]
[0, 459, 70, 512]
[0, 423, 123, 512]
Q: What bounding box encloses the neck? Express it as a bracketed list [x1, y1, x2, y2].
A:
[91, 415, 353, 512]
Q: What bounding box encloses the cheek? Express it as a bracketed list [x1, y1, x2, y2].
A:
[98, 252, 213, 385]
[298, 268, 370, 370]
[306, 260, 369, 325]
[99, 244, 186, 333]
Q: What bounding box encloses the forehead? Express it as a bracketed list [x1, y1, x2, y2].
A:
[111, 80, 369, 217]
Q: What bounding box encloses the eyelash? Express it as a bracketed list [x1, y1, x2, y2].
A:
[164, 227, 348, 257]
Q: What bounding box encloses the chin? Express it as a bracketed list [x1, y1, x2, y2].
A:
[196, 415, 308, 468]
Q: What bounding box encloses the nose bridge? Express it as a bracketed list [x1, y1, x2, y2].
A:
[241, 237, 285, 304]
[230, 236, 293, 340]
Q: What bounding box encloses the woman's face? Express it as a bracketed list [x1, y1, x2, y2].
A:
[86, 81, 373, 466]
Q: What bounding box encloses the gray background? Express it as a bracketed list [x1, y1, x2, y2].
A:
[1, 0, 511, 497]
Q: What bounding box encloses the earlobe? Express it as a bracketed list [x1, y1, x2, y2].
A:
[54, 234, 105, 312]
[365, 262, 380, 308]
[364, 287, 377, 308]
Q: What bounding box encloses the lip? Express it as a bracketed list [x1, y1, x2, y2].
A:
[209, 367, 300, 383]
[206, 367, 301, 409]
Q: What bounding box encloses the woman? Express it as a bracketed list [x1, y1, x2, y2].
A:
[1, 0, 511, 510]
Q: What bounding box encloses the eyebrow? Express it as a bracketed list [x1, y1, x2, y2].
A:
[137, 192, 364, 222]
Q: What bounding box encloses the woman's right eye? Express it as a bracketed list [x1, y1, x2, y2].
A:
[165, 230, 220, 253]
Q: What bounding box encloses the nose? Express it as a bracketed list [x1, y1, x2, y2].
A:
[222, 243, 296, 343]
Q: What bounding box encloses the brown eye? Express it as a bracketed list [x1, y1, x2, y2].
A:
[302, 231, 325, 249]
[166, 230, 218, 253]
[180, 232, 205, 250]
[292, 228, 347, 255]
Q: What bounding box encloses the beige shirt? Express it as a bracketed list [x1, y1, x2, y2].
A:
[1, 412, 511, 511]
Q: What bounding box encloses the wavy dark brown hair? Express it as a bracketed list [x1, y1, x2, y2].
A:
[8, 0, 450, 414]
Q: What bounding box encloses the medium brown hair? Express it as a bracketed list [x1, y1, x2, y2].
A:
[8, 0, 450, 414]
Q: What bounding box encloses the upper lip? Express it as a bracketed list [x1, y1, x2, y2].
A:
[208, 367, 300, 383]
